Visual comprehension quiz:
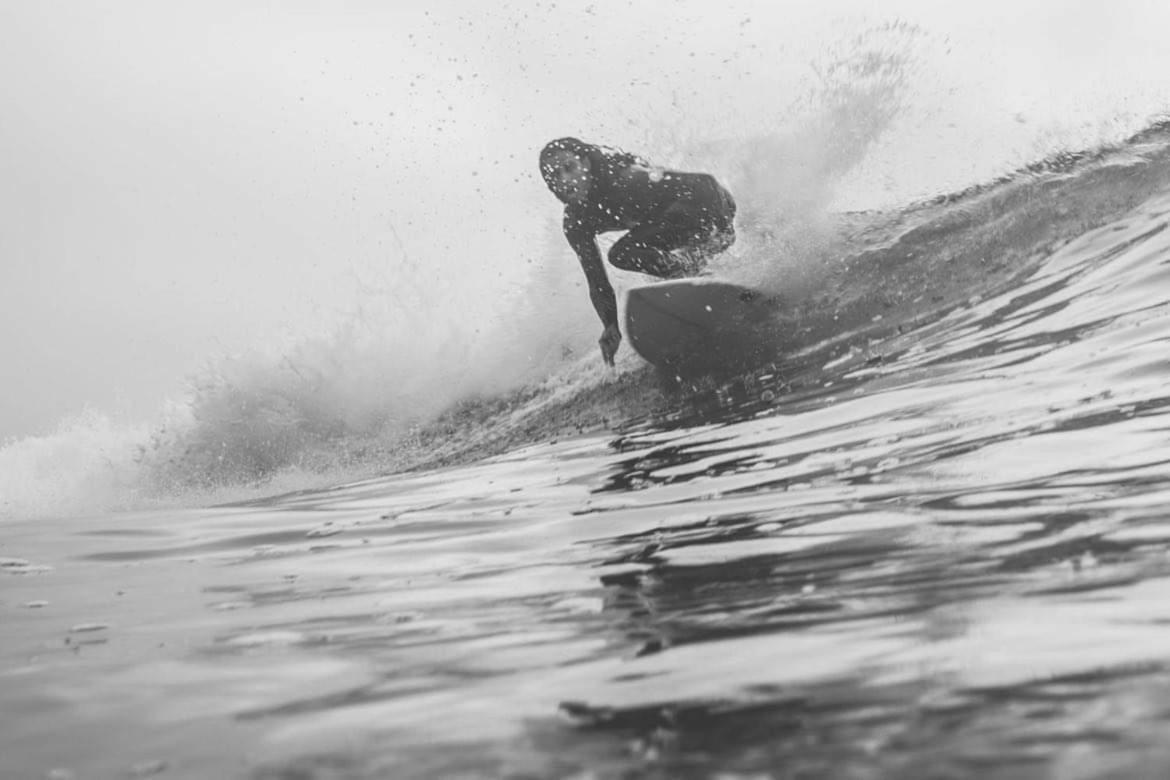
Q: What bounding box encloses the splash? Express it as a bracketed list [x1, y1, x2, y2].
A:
[0, 227, 605, 519]
[0, 24, 1002, 520]
[708, 22, 924, 295]
[0, 25, 926, 518]
[0, 410, 149, 519]
[133, 23, 927, 496]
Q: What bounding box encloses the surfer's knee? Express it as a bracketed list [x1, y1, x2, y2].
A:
[609, 242, 670, 275]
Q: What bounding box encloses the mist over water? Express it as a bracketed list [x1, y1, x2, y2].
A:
[3, 2, 1169, 519]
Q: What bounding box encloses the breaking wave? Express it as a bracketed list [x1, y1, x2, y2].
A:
[2, 27, 1166, 520]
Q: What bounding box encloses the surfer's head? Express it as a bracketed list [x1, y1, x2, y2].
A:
[540, 138, 594, 204]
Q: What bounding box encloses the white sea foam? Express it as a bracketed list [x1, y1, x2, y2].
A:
[0, 410, 148, 519]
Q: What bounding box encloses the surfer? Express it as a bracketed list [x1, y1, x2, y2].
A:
[539, 137, 736, 366]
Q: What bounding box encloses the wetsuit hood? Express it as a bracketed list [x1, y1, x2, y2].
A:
[539, 137, 644, 204]
[540, 137, 591, 178]
[539, 137, 595, 201]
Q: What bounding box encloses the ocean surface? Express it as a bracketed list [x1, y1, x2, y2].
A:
[6, 123, 1170, 779]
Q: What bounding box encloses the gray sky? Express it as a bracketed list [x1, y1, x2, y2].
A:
[2, 0, 1169, 440]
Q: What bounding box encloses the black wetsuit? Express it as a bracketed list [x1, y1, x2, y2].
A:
[540, 138, 737, 333]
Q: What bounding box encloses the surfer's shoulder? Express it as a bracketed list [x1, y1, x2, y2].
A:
[619, 162, 666, 185]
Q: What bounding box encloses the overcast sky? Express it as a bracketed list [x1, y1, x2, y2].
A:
[2, 1, 1169, 440]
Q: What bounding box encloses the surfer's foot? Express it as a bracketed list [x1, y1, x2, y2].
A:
[666, 247, 710, 278]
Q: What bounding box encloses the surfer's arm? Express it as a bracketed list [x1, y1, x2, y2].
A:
[565, 217, 621, 366]
[564, 219, 618, 330]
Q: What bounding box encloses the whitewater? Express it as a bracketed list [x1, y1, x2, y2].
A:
[7, 3, 1170, 779]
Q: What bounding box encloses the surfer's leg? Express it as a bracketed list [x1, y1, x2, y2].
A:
[610, 182, 736, 278]
[609, 228, 690, 277]
[609, 214, 712, 278]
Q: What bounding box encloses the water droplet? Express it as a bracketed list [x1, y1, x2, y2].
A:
[69, 623, 109, 634]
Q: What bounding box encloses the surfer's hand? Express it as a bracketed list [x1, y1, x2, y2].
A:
[599, 324, 622, 366]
